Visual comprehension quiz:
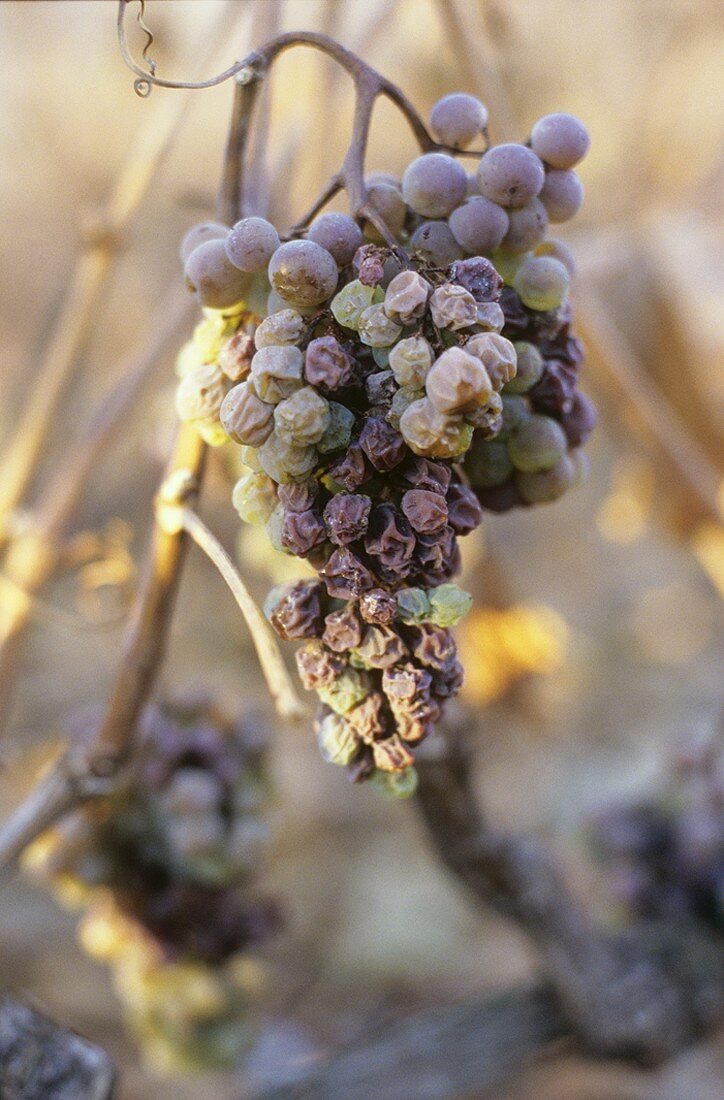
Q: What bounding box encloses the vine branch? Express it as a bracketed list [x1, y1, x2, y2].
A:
[156, 491, 305, 722]
[414, 726, 724, 1065]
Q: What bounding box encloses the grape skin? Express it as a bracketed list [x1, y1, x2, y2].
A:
[409, 220, 463, 265]
[268, 240, 339, 308]
[507, 414, 568, 472]
[448, 196, 509, 253]
[476, 144, 545, 208]
[429, 93, 488, 149]
[517, 454, 575, 502]
[530, 112, 590, 169]
[512, 255, 570, 311]
[308, 212, 364, 267]
[180, 222, 228, 264]
[225, 217, 280, 273]
[402, 153, 468, 219]
[539, 170, 584, 223]
[502, 198, 549, 253]
[184, 239, 251, 310]
[534, 237, 576, 276]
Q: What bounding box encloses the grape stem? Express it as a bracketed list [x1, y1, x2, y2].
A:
[156, 493, 306, 722]
[118, 1, 485, 257]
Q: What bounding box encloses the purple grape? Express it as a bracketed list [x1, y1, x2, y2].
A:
[402, 153, 468, 218]
[448, 196, 509, 253]
[502, 198, 549, 253]
[429, 93, 488, 149]
[268, 239, 339, 308]
[225, 216, 280, 273]
[308, 212, 364, 267]
[476, 143, 545, 208]
[184, 239, 251, 309]
[539, 169, 584, 223]
[180, 221, 228, 263]
[530, 112, 590, 169]
[410, 220, 464, 265]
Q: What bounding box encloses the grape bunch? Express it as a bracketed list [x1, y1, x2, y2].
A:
[590, 734, 723, 931]
[24, 697, 279, 1072]
[176, 98, 593, 789]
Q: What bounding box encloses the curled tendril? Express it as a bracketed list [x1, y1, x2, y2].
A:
[136, 0, 157, 77]
[134, 78, 152, 98]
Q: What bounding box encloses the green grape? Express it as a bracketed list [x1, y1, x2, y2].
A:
[265, 502, 287, 551]
[330, 279, 377, 330]
[476, 144, 545, 208]
[318, 401, 355, 453]
[194, 416, 230, 447]
[512, 255, 570, 311]
[317, 713, 360, 766]
[429, 93, 488, 149]
[267, 240, 338, 308]
[317, 669, 371, 714]
[428, 584, 473, 626]
[232, 471, 277, 525]
[503, 341, 544, 393]
[530, 112, 590, 169]
[402, 153, 468, 218]
[254, 308, 305, 349]
[489, 247, 529, 286]
[396, 587, 432, 624]
[371, 765, 419, 799]
[357, 303, 403, 348]
[465, 437, 513, 487]
[250, 345, 304, 403]
[507, 413, 568, 472]
[534, 237, 576, 276]
[388, 335, 433, 389]
[273, 386, 331, 446]
[387, 386, 424, 430]
[263, 433, 318, 483]
[372, 347, 391, 369]
[498, 394, 531, 439]
[184, 240, 251, 310]
[225, 217, 280, 273]
[516, 454, 576, 502]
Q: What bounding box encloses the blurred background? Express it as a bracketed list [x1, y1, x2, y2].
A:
[0, 1, 722, 1097]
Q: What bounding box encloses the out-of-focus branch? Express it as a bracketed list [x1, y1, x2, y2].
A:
[0, 996, 115, 1100]
[0, 1, 239, 545]
[0, 291, 191, 741]
[259, 984, 567, 1100]
[414, 728, 724, 1065]
[0, 73, 255, 866]
[576, 279, 722, 528]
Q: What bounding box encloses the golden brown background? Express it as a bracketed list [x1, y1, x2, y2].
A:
[0, 1, 722, 1096]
